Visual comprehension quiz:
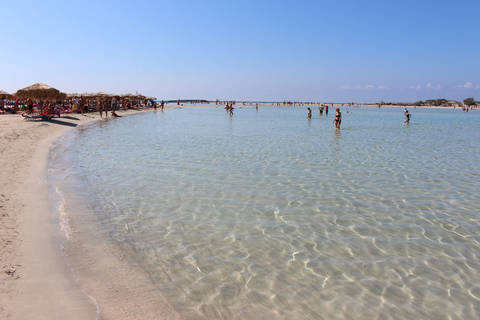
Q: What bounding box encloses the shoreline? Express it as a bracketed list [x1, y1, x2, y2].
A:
[0, 107, 172, 319]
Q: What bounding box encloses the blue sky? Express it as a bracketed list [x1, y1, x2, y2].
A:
[2, 0, 479, 102]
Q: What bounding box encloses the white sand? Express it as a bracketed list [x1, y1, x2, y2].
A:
[0, 108, 178, 319]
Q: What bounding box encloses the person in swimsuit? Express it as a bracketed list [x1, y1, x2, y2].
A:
[111, 110, 122, 117]
[307, 107, 312, 119]
[404, 109, 411, 123]
[97, 100, 103, 118]
[27, 98, 34, 114]
[333, 107, 341, 128]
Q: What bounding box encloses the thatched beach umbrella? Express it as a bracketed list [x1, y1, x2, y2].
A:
[66, 93, 79, 99]
[121, 93, 135, 99]
[0, 90, 12, 109]
[92, 92, 110, 99]
[0, 90, 12, 99]
[15, 83, 66, 101]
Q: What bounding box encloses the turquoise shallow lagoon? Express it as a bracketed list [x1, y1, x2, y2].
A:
[48, 106, 480, 319]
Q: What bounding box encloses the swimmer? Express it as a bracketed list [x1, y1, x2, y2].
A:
[307, 107, 312, 119]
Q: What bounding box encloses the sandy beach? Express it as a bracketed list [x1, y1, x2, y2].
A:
[0, 107, 177, 319]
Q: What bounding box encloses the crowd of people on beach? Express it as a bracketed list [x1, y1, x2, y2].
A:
[0, 95, 163, 118]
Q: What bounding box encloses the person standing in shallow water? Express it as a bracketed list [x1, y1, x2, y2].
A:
[307, 107, 312, 119]
[333, 107, 341, 128]
[404, 109, 411, 124]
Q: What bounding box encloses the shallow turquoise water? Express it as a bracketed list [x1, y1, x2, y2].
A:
[48, 106, 480, 319]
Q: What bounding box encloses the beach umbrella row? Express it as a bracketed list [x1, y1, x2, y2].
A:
[65, 92, 154, 100]
[2, 83, 155, 101]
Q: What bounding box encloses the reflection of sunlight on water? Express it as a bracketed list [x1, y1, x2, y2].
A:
[49, 107, 480, 319]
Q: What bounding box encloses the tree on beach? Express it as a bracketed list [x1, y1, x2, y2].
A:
[463, 97, 476, 106]
[414, 101, 424, 106]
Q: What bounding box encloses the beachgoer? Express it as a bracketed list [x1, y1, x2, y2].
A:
[111, 110, 122, 117]
[27, 98, 33, 114]
[97, 100, 103, 118]
[318, 105, 324, 115]
[103, 100, 109, 117]
[307, 107, 312, 119]
[404, 110, 411, 123]
[333, 108, 341, 128]
[325, 105, 328, 115]
[53, 104, 61, 117]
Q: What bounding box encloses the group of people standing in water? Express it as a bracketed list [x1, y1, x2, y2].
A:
[224, 102, 234, 115]
[307, 104, 342, 128]
[307, 105, 413, 128]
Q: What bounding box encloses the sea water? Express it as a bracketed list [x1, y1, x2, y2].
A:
[47, 106, 480, 319]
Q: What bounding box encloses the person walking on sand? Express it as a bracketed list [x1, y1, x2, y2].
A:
[333, 107, 341, 128]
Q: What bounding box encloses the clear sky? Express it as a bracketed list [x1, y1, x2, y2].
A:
[2, 0, 479, 102]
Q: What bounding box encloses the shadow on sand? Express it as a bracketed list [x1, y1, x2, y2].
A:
[48, 118, 79, 127]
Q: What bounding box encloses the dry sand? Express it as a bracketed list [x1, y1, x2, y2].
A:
[0, 108, 177, 319]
